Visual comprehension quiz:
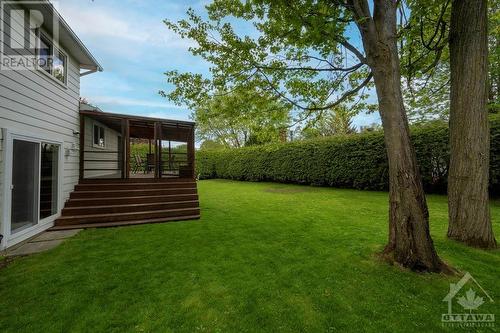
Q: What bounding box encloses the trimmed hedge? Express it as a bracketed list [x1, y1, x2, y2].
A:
[197, 115, 500, 194]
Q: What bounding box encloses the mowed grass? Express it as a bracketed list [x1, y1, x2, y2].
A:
[0, 180, 499, 333]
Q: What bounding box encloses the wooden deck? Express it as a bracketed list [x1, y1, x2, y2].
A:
[51, 178, 200, 230]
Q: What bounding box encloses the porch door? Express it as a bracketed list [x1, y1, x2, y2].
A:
[11, 139, 39, 233]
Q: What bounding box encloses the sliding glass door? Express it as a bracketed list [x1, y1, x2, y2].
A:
[11, 140, 40, 233]
[10, 139, 60, 234]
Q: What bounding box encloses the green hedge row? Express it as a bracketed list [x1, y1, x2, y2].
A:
[196, 115, 500, 194]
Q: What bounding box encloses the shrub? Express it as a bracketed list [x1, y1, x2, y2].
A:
[197, 115, 500, 194]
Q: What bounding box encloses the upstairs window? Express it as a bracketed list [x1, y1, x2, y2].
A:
[93, 125, 105, 148]
[35, 30, 67, 84]
[38, 34, 52, 74]
[53, 49, 66, 83]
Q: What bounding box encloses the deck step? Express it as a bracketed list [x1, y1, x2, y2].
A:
[75, 182, 196, 191]
[57, 179, 200, 229]
[79, 178, 193, 184]
[55, 207, 200, 225]
[64, 194, 199, 207]
[69, 187, 197, 199]
[50, 214, 201, 230]
[62, 200, 199, 215]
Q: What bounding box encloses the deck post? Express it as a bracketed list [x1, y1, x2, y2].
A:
[79, 113, 85, 180]
[120, 119, 126, 179]
[124, 119, 130, 179]
[154, 121, 159, 179]
[168, 141, 172, 171]
[188, 126, 195, 179]
[158, 123, 163, 178]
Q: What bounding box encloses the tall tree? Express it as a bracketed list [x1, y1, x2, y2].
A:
[164, 0, 447, 271]
[301, 105, 356, 139]
[400, 0, 499, 122]
[400, 0, 497, 248]
[193, 89, 290, 148]
[348, 0, 443, 271]
[447, 0, 497, 248]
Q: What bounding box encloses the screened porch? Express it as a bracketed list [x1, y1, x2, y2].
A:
[79, 110, 196, 180]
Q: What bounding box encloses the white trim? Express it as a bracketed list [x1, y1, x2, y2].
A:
[0, 128, 64, 250]
[35, 29, 69, 88]
[36, 62, 68, 90]
[1, 129, 12, 250]
[7, 217, 56, 247]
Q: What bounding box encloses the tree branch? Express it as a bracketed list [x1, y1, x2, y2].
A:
[255, 62, 364, 72]
[338, 39, 367, 64]
[257, 69, 373, 112]
[419, 0, 450, 51]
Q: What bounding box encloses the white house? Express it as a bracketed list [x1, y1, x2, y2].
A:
[0, 0, 199, 251]
[0, 0, 102, 249]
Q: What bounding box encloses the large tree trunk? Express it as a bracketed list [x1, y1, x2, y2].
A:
[350, 0, 445, 271]
[447, 0, 497, 248]
[373, 69, 443, 270]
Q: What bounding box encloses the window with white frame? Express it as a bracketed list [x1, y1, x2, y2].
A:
[93, 124, 105, 148]
[35, 30, 67, 84]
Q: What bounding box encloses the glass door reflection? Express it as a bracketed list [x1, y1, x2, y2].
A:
[11, 139, 39, 233]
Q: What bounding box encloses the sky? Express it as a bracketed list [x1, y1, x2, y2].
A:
[56, 0, 380, 128]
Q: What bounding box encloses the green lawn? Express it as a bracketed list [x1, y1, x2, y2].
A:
[0, 180, 499, 332]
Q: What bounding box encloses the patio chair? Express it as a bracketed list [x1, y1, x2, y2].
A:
[132, 154, 143, 173]
[145, 153, 155, 173]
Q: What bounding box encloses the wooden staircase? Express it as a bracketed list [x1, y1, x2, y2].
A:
[51, 179, 200, 230]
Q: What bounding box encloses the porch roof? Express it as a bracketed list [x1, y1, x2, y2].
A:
[80, 110, 195, 127]
[80, 110, 195, 141]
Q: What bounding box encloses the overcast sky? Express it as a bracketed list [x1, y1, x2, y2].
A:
[57, 0, 380, 128]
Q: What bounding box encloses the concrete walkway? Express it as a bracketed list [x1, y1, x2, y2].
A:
[6, 229, 82, 257]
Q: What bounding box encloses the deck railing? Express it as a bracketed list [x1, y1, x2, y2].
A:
[130, 152, 191, 177]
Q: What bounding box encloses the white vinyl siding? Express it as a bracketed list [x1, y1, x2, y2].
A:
[84, 118, 121, 179]
[0, 61, 81, 194]
[2, 3, 42, 72]
[0, 2, 82, 248]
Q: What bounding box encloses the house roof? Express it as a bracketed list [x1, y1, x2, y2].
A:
[79, 101, 103, 113]
[20, 0, 103, 72]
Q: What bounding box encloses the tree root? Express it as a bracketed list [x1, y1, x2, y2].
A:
[377, 247, 457, 275]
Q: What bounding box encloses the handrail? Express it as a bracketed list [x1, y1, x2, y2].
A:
[84, 159, 120, 162]
[84, 168, 122, 171]
[83, 150, 120, 153]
